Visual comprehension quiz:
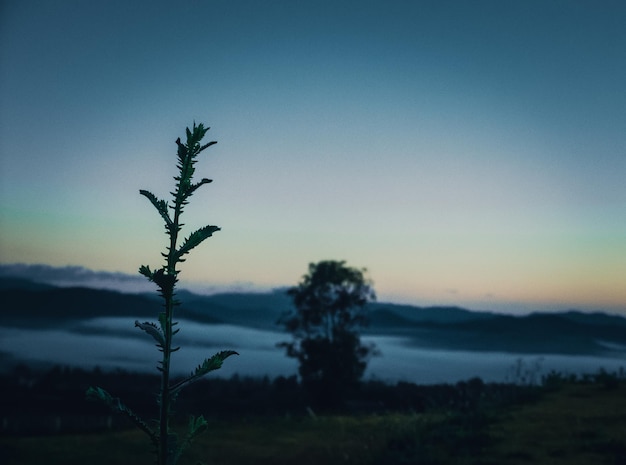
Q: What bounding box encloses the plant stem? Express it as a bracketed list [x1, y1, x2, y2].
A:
[158, 143, 190, 465]
[159, 291, 173, 465]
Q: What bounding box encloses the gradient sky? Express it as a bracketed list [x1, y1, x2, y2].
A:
[1, 0, 625, 314]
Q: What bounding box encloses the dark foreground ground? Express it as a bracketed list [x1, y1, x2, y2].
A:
[1, 367, 625, 464]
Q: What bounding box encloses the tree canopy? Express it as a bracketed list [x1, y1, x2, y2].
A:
[279, 260, 376, 408]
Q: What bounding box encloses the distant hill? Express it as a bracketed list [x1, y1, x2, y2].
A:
[2, 276, 626, 356]
[0, 277, 56, 292]
[0, 278, 286, 329]
[368, 302, 495, 327]
[169, 290, 293, 330]
[0, 277, 492, 331]
[403, 313, 626, 355]
[559, 310, 626, 328]
[0, 286, 177, 328]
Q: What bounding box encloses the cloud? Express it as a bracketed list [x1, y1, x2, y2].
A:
[0, 263, 279, 295]
[0, 263, 153, 293]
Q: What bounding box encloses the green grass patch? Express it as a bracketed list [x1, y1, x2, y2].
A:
[486, 383, 626, 465]
[0, 413, 436, 465]
[3, 381, 626, 465]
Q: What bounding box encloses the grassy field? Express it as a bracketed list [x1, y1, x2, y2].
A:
[486, 382, 626, 464]
[1, 414, 431, 465]
[2, 382, 625, 465]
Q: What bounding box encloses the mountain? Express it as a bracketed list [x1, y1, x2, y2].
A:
[368, 302, 495, 326]
[0, 278, 285, 329]
[0, 277, 56, 292]
[405, 313, 626, 354]
[165, 290, 292, 330]
[0, 277, 491, 331]
[1, 276, 625, 356]
[0, 286, 178, 328]
[559, 310, 626, 328]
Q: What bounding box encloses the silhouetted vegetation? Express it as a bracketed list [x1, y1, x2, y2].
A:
[86, 123, 236, 465]
[3, 365, 626, 465]
[0, 363, 561, 435]
[278, 260, 377, 409]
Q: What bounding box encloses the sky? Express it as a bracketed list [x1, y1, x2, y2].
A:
[1, 0, 625, 315]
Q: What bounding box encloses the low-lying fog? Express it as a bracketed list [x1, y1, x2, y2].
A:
[1, 318, 624, 384]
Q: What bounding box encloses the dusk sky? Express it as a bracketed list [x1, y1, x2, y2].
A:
[1, 1, 625, 314]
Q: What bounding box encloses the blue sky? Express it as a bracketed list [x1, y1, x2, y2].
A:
[1, 0, 625, 314]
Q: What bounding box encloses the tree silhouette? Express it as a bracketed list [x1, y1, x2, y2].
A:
[279, 260, 376, 408]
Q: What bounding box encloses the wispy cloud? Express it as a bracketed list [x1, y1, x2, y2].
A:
[0, 263, 152, 293]
[0, 263, 277, 295]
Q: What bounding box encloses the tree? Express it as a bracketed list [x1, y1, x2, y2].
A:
[279, 260, 377, 408]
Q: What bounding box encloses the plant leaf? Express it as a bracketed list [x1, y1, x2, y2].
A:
[139, 264, 154, 281]
[176, 137, 188, 162]
[135, 320, 165, 347]
[172, 415, 209, 464]
[86, 386, 157, 444]
[198, 140, 217, 155]
[193, 350, 239, 377]
[139, 190, 173, 229]
[187, 414, 208, 439]
[183, 178, 212, 199]
[170, 350, 238, 395]
[175, 225, 220, 261]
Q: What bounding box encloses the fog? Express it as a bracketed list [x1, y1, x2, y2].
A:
[1, 318, 624, 384]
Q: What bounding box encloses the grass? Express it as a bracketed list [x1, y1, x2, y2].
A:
[486, 382, 626, 465]
[0, 414, 436, 465]
[3, 381, 626, 465]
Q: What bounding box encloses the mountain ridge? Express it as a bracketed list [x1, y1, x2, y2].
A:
[1, 276, 625, 356]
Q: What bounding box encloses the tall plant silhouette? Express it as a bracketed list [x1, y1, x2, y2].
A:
[87, 122, 237, 465]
